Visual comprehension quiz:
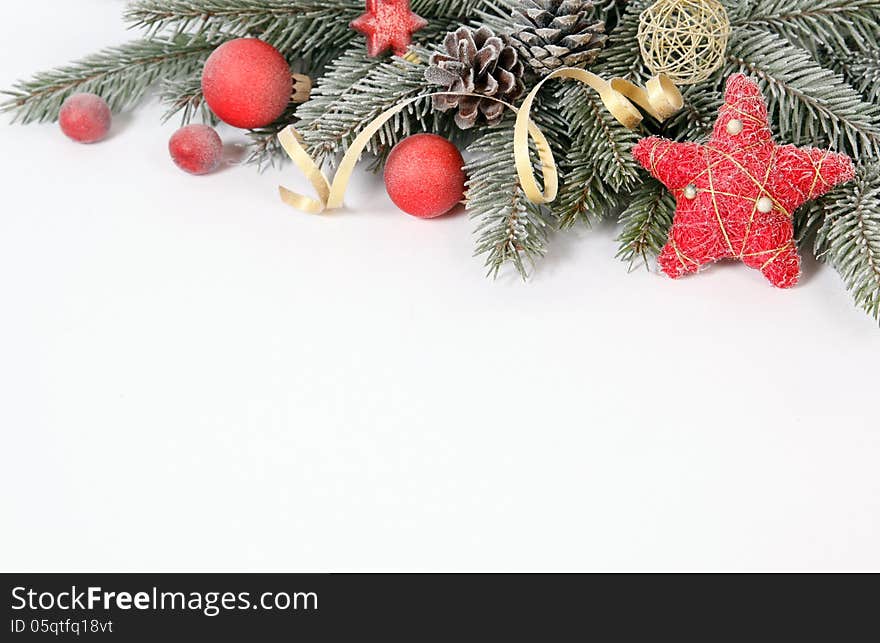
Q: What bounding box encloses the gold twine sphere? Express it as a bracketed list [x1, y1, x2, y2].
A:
[637, 0, 731, 85]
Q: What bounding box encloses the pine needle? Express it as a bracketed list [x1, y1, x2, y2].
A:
[1, 36, 218, 123]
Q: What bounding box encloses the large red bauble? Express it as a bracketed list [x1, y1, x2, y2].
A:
[383, 134, 466, 218]
[201, 38, 293, 129]
[59, 93, 111, 143]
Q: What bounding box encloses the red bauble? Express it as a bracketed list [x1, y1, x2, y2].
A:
[633, 73, 854, 288]
[169, 124, 224, 175]
[201, 38, 293, 129]
[59, 93, 111, 143]
[351, 0, 428, 57]
[384, 134, 465, 218]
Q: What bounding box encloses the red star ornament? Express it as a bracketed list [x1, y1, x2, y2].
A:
[633, 74, 855, 288]
[350, 0, 428, 57]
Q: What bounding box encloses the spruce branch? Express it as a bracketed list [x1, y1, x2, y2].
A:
[592, 0, 633, 28]
[724, 29, 880, 158]
[411, 0, 488, 16]
[125, 0, 484, 63]
[295, 50, 439, 169]
[1, 36, 218, 123]
[561, 83, 640, 190]
[615, 177, 675, 268]
[555, 168, 620, 230]
[160, 71, 217, 124]
[729, 0, 880, 54]
[466, 121, 553, 279]
[593, 0, 651, 82]
[793, 200, 825, 250]
[245, 104, 300, 169]
[125, 0, 362, 63]
[295, 23, 461, 170]
[465, 90, 569, 278]
[815, 162, 880, 322]
[554, 82, 639, 228]
[832, 47, 880, 105]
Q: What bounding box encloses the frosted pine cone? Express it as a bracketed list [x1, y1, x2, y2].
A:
[424, 26, 525, 129]
[510, 0, 607, 76]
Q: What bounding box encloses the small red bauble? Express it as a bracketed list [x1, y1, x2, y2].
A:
[169, 124, 224, 175]
[59, 93, 111, 143]
[384, 134, 465, 218]
[201, 38, 293, 129]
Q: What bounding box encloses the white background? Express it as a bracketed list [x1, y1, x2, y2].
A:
[1, 1, 878, 572]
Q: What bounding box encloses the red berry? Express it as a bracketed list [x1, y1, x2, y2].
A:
[169, 125, 224, 175]
[59, 93, 111, 144]
[201, 38, 293, 129]
[384, 134, 466, 218]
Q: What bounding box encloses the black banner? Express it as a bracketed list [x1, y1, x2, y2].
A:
[2, 573, 875, 639]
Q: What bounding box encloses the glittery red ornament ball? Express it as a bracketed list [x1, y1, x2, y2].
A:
[201, 38, 293, 129]
[59, 93, 111, 144]
[633, 73, 854, 289]
[169, 124, 224, 175]
[384, 134, 465, 218]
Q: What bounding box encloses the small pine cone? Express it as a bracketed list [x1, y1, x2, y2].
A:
[424, 26, 525, 130]
[510, 0, 608, 76]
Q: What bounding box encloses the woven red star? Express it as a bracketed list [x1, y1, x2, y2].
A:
[350, 0, 428, 57]
[633, 74, 855, 288]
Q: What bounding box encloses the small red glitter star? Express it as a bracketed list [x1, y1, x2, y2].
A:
[633, 74, 855, 288]
[350, 0, 428, 57]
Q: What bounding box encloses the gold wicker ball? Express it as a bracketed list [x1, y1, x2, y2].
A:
[637, 0, 731, 85]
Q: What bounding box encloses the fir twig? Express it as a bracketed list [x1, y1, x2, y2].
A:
[615, 177, 675, 268]
[729, 0, 880, 55]
[125, 0, 362, 66]
[160, 71, 217, 124]
[725, 29, 880, 158]
[816, 162, 880, 322]
[831, 47, 880, 105]
[295, 35, 458, 170]
[594, 0, 652, 82]
[1, 36, 218, 123]
[245, 105, 299, 170]
[466, 120, 553, 279]
[554, 83, 639, 228]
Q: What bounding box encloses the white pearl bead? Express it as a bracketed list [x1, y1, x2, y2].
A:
[684, 184, 698, 200]
[756, 196, 774, 213]
[726, 119, 744, 135]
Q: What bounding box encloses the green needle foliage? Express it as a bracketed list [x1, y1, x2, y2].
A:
[466, 91, 569, 278]
[466, 121, 554, 278]
[616, 178, 675, 269]
[294, 33, 461, 170]
[816, 162, 880, 322]
[729, 0, 880, 54]
[125, 0, 363, 70]
[554, 82, 640, 228]
[1, 36, 217, 123]
[723, 29, 880, 157]
[832, 47, 880, 105]
[4, 0, 880, 320]
[160, 71, 218, 124]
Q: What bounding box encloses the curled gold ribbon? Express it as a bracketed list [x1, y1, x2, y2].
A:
[514, 69, 683, 205]
[278, 69, 682, 213]
[277, 93, 552, 214]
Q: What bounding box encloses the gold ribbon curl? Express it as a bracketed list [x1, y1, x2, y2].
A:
[278, 68, 682, 214]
